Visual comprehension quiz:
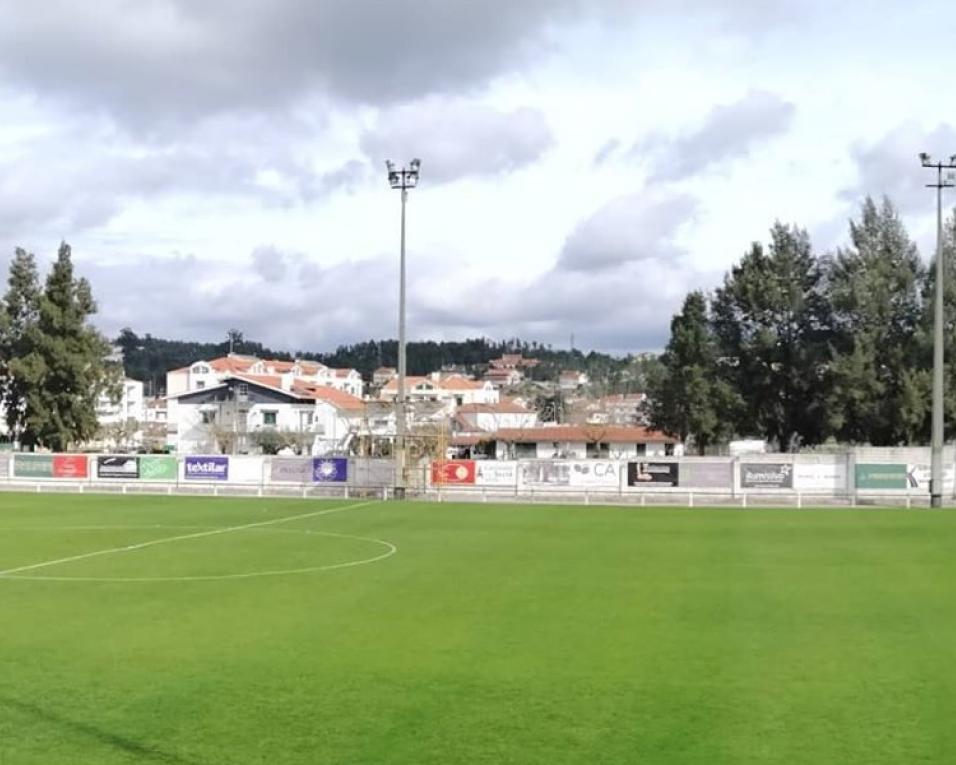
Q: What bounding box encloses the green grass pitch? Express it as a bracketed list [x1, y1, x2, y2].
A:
[0, 493, 954, 764]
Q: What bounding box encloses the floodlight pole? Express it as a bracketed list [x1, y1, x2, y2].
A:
[386, 159, 421, 500]
[921, 153, 956, 507]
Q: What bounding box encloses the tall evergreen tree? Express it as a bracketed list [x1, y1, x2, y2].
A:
[8, 243, 116, 450]
[711, 223, 832, 451]
[647, 291, 739, 454]
[825, 197, 924, 444]
[1, 248, 42, 443]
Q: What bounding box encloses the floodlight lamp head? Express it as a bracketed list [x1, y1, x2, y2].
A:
[950, 154, 956, 165]
[410, 158, 421, 171]
[920, 152, 931, 164]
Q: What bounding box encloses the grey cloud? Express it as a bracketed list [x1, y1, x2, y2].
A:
[843, 122, 956, 214]
[634, 90, 795, 182]
[557, 192, 698, 271]
[0, 109, 336, 236]
[0, 0, 602, 126]
[360, 100, 553, 184]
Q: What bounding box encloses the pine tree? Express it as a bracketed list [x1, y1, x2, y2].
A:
[10, 243, 116, 451]
[825, 197, 924, 444]
[711, 223, 832, 451]
[647, 291, 739, 453]
[1, 249, 42, 444]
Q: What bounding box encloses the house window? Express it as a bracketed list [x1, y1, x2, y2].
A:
[515, 443, 536, 458]
[196, 381, 206, 390]
[237, 383, 248, 396]
[665, 443, 675, 456]
[635, 443, 646, 456]
[263, 411, 278, 426]
[201, 411, 216, 425]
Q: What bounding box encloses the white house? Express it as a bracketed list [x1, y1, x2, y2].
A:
[380, 373, 499, 410]
[455, 401, 538, 432]
[558, 370, 589, 392]
[166, 354, 363, 398]
[166, 374, 366, 455]
[96, 378, 145, 426]
[451, 424, 680, 460]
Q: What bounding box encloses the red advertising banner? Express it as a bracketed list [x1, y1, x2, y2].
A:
[431, 460, 476, 485]
[53, 454, 89, 479]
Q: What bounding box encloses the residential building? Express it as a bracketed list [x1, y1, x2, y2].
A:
[96, 378, 145, 427]
[380, 373, 499, 411]
[455, 400, 538, 433]
[558, 370, 589, 392]
[577, 393, 648, 426]
[483, 353, 539, 386]
[165, 374, 366, 455]
[372, 367, 397, 386]
[451, 424, 680, 460]
[166, 354, 363, 398]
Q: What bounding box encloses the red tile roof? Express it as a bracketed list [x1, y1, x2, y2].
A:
[292, 382, 365, 411]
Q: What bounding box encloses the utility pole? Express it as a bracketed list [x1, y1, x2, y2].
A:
[386, 159, 421, 500]
[920, 152, 956, 507]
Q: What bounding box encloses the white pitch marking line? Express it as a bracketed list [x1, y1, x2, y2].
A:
[0, 500, 379, 577]
[0, 531, 398, 583]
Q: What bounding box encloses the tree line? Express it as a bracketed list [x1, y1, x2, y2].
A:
[0, 244, 116, 450]
[647, 196, 956, 453]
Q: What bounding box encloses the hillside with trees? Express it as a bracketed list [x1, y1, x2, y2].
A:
[116, 331, 656, 396]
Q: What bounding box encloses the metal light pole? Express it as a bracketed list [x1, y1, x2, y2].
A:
[920, 152, 956, 507]
[386, 158, 421, 500]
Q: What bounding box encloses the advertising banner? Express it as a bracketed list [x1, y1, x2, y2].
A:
[627, 461, 679, 487]
[568, 460, 621, 488]
[519, 460, 571, 487]
[97, 455, 139, 479]
[793, 461, 847, 491]
[184, 456, 229, 481]
[271, 458, 312, 483]
[139, 456, 178, 481]
[350, 459, 394, 487]
[740, 462, 793, 489]
[854, 463, 907, 490]
[431, 460, 476, 485]
[475, 461, 518, 487]
[680, 461, 733, 489]
[0, 455, 8, 479]
[53, 455, 88, 479]
[13, 454, 53, 478]
[313, 457, 347, 482]
[905, 464, 955, 492]
[228, 457, 264, 484]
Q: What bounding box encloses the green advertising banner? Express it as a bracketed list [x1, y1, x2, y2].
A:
[13, 454, 54, 478]
[139, 456, 179, 481]
[855, 463, 907, 490]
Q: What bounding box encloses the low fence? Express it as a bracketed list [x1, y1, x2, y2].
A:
[0, 454, 396, 499]
[424, 450, 956, 506]
[0, 449, 954, 507]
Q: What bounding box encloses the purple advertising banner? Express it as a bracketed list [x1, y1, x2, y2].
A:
[312, 457, 348, 482]
[184, 456, 229, 481]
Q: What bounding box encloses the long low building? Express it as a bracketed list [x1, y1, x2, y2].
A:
[451, 424, 681, 460]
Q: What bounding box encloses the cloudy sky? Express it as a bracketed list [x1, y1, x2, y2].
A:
[2, 0, 955, 354]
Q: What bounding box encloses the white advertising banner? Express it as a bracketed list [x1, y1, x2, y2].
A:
[793, 461, 848, 491]
[567, 460, 622, 488]
[228, 456, 265, 484]
[475, 461, 518, 487]
[905, 464, 955, 492]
